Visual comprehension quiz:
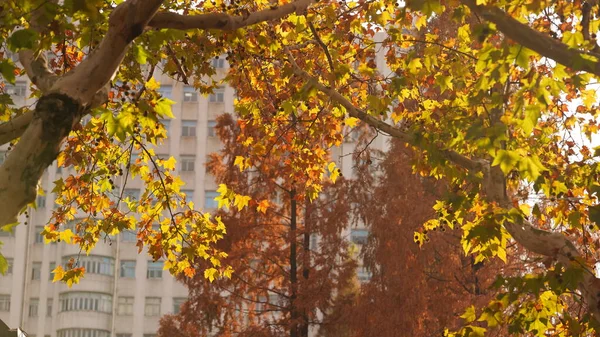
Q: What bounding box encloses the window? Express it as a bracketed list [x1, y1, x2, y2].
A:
[0, 151, 4, 165]
[144, 297, 161, 316]
[121, 230, 137, 242]
[49, 262, 56, 280]
[36, 192, 46, 208]
[35, 226, 44, 243]
[204, 190, 219, 209]
[209, 87, 224, 103]
[310, 234, 318, 250]
[357, 266, 372, 283]
[63, 256, 114, 276]
[143, 335, 157, 337]
[59, 292, 112, 313]
[181, 120, 197, 137]
[351, 229, 369, 245]
[123, 189, 140, 201]
[0, 295, 10, 311]
[207, 120, 217, 137]
[29, 298, 39, 317]
[5, 82, 26, 96]
[47, 298, 53, 317]
[180, 156, 195, 172]
[57, 329, 110, 337]
[344, 128, 359, 143]
[32, 262, 41, 280]
[182, 189, 194, 202]
[147, 261, 163, 279]
[157, 85, 172, 99]
[120, 260, 136, 278]
[116, 334, 132, 337]
[117, 297, 134, 315]
[5, 259, 12, 274]
[173, 297, 186, 314]
[183, 86, 198, 102]
[212, 57, 225, 68]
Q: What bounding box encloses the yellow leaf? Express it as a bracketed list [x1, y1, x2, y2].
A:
[345, 117, 360, 128]
[234, 156, 246, 171]
[59, 229, 74, 244]
[52, 265, 65, 283]
[146, 77, 160, 91]
[222, 267, 233, 279]
[234, 194, 251, 211]
[257, 199, 270, 214]
[163, 156, 177, 171]
[204, 267, 218, 282]
[328, 162, 337, 173]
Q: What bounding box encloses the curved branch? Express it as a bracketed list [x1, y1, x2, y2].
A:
[0, 112, 34, 145]
[147, 0, 314, 31]
[285, 49, 481, 172]
[461, 0, 600, 76]
[16, 1, 59, 92]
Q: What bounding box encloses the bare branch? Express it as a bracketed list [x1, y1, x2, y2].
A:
[148, 0, 314, 31]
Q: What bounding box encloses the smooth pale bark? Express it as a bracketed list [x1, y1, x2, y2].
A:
[0, 0, 164, 225]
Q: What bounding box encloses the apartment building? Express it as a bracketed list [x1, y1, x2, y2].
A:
[0, 50, 388, 336]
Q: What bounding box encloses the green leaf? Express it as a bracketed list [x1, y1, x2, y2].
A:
[491, 149, 519, 175]
[0, 60, 16, 84]
[133, 44, 149, 65]
[0, 254, 7, 275]
[589, 204, 600, 227]
[8, 29, 39, 51]
[522, 104, 541, 135]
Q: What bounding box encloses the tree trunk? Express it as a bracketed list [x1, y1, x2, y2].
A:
[300, 199, 311, 337]
[289, 189, 298, 337]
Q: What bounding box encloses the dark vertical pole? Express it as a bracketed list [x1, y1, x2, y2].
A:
[289, 189, 298, 337]
[300, 198, 311, 337]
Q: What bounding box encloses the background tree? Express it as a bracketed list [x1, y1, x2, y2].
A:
[157, 115, 356, 337]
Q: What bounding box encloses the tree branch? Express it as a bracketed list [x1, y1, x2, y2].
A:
[17, 1, 59, 92]
[0, 0, 165, 225]
[147, 0, 314, 31]
[284, 49, 481, 173]
[461, 0, 600, 76]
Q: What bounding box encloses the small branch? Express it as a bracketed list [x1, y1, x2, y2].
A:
[582, 1, 600, 53]
[307, 21, 336, 86]
[147, 0, 314, 31]
[165, 45, 189, 85]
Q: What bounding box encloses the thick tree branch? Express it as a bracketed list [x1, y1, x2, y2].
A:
[461, 0, 600, 76]
[54, 0, 164, 105]
[0, 0, 165, 226]
[0, 112, 34, 145]
[148, 0, 313, 31]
